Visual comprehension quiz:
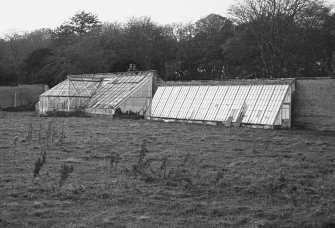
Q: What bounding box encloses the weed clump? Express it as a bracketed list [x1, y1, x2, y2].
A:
[59, 163, 74, 188]
[214, 169, 225, 184]
[164, 153, 199, 188]
[45, 120, 54, 146]
[55, 120, 66, 145]
[38, 120, 42, 142]
[130, 142, 201, 188]
[33, 148, 47, 178]
[160, 157, 168, 179]
[109, 151, 121, 172]
[27, 119, 33, 142]
[132, 141, 156, 182]
[13, 136, 19, 166]
[43, 119, 67, 146]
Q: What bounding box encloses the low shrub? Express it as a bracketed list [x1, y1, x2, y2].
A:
[114, 108, 143, 119]
[43, 109, 89, 118]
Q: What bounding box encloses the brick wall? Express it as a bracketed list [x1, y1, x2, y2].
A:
[293, 78, 335, 131]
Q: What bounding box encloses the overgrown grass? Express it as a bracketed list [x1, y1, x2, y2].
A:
[1, 112, 334, 227]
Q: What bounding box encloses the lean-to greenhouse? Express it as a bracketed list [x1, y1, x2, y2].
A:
[147, 79, 294, 129]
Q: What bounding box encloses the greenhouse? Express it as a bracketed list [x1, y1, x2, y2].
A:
[38, 75, 102, 114]
[147, 79, 294, 129]
[38, 70, 156, 115]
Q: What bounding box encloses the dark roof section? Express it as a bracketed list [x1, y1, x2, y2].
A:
[160, 78, 295, 86]
[67, 70, 157, 80]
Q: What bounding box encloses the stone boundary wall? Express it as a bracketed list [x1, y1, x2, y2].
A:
[293, 78, 335, 131]
[0, 84, 47, 109]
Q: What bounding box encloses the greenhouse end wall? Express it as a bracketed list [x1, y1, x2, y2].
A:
[38, 96, 90, 114]
[116, 77, 153, 115]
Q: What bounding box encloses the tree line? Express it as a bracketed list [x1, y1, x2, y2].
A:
[0, 0, 334, 87]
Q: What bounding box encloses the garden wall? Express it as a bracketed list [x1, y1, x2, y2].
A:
[0, 84, 48, 109]
[293, 78, 335, 131]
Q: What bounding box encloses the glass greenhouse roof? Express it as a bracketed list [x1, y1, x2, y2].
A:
[40, 79, 101, 97]
[84, 75, 151, 109]
[149, 84, 290, 126]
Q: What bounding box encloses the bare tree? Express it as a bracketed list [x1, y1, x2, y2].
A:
[229, 0, 330, 78]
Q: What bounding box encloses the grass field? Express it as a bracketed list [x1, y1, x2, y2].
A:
[1, 112, 335, 228]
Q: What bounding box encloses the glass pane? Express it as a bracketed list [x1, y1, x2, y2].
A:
[268, 85, 289, 124]
[204, 86, 229, 121]
[194, 86, 218, 120]
[160, 87, 182, 117]
[215, 86, 239, 121]
[248, 85, 275, 124]
[230, 85, 251, 121]
[186, 86, 209, 120]
[152, 86, 173, 117]
[177, 86, 199, 119]
[168, 86, 190, 118]
[242, 85, 263, 123]
[150, 87, 165, 116]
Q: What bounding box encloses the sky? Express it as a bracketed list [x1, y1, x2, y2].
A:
[0, 0, 235, 37]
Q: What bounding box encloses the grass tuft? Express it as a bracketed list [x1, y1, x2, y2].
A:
[13, 135, 19, 166]
[33, 148, 47, 178]
[59, 163, 74, 188]
[109, 151, 121, 173]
